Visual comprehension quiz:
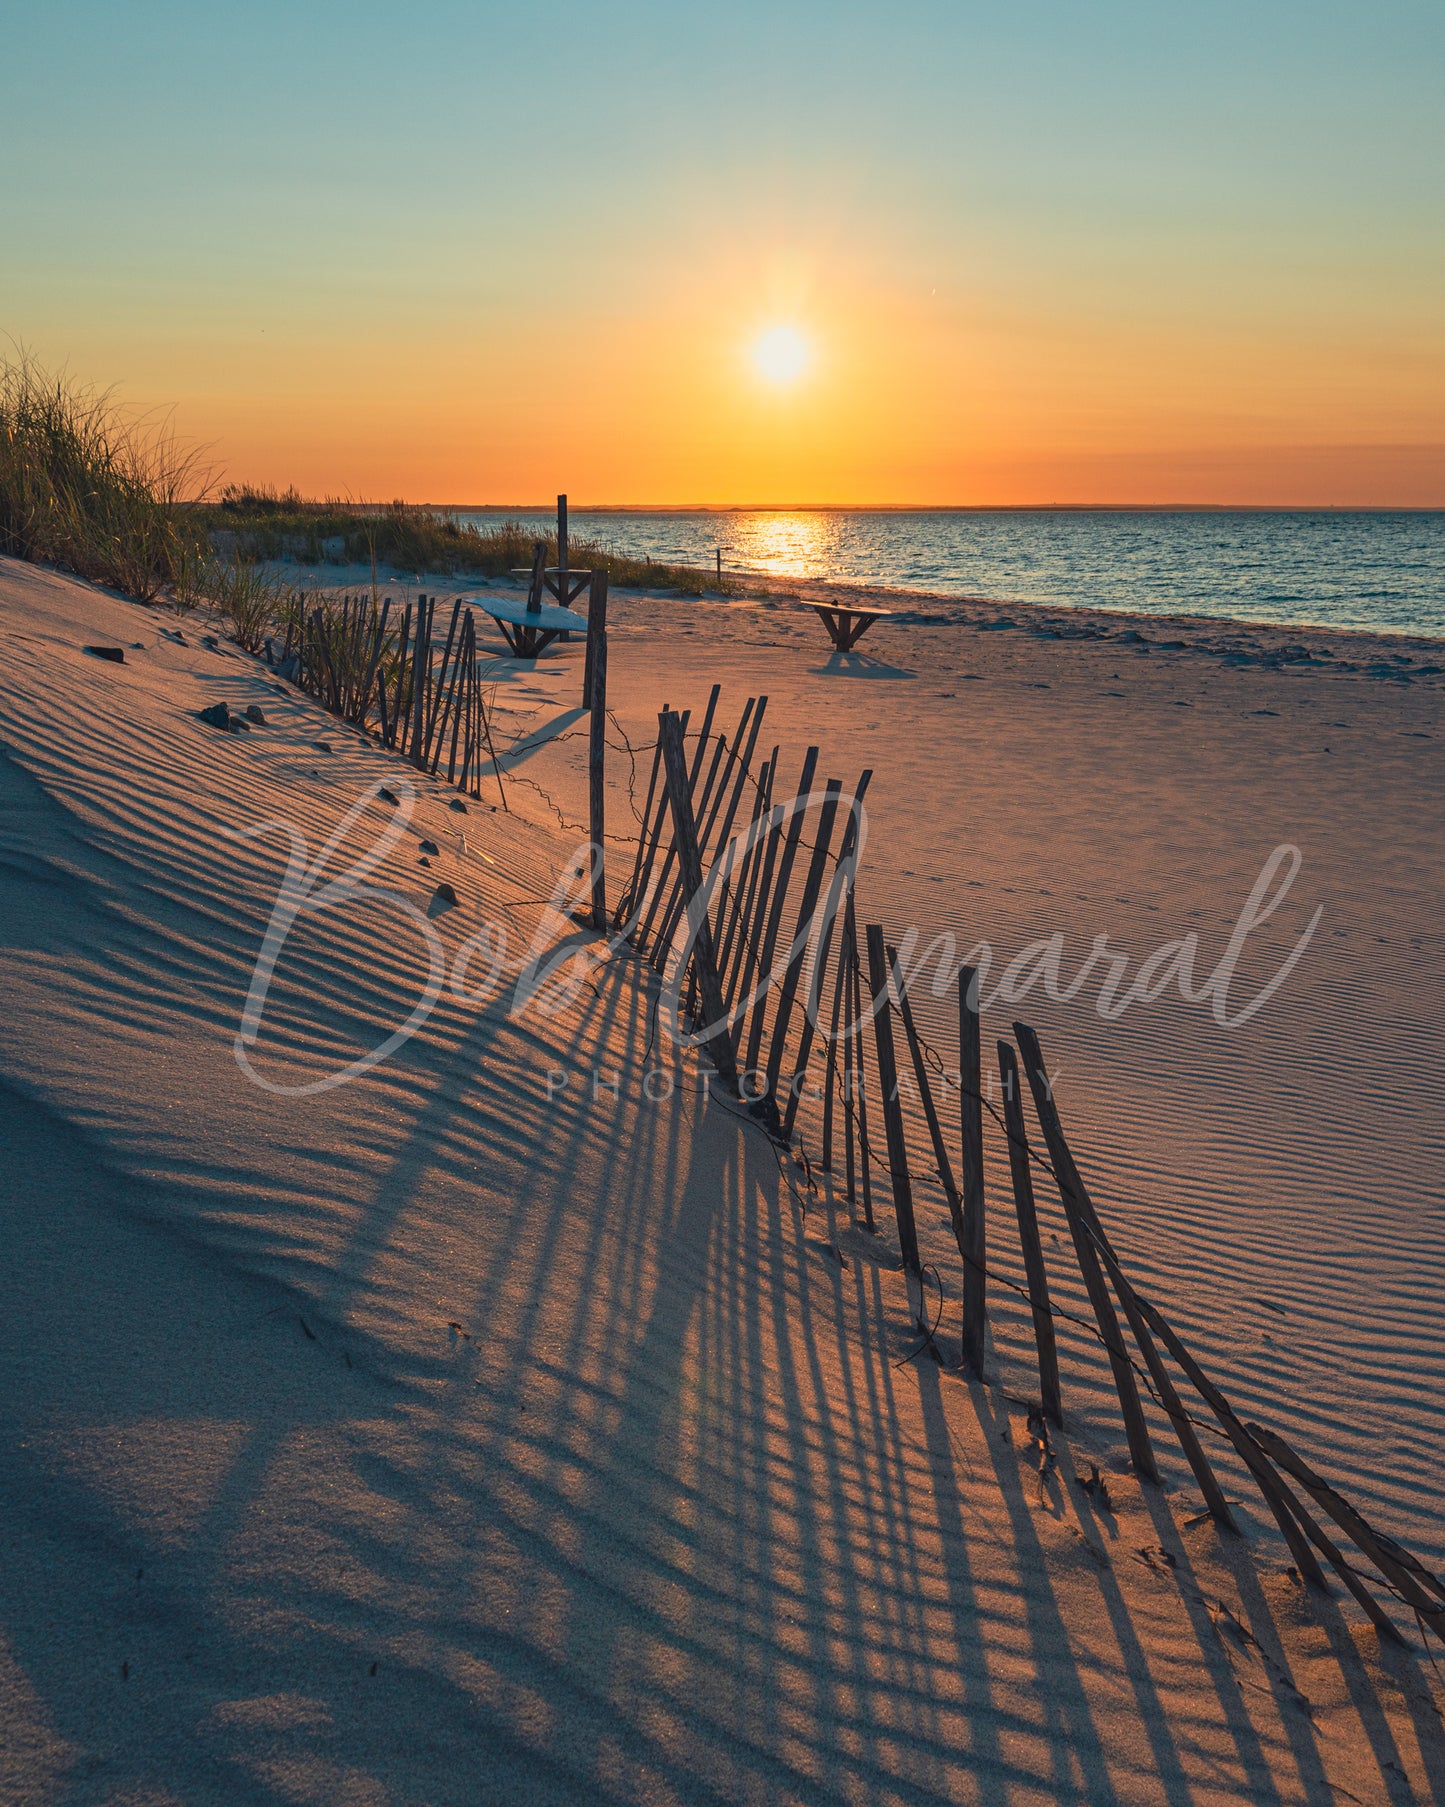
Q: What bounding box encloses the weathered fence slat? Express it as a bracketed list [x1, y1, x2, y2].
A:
[890, 943, 968, 1299]
[996, 1040, 1062, 1424]
[864, 922, 922, 1276]
[1247, 1422, 1445, 1632]
[846, 902, 873, 1228]
[779, 770, 872, 1142]
[959, 967, 987, 1377]
[716, 754, 775, 1004]
[742, 747, 821, 1080]
[1014, 1023, 1158, 1479]
[1012, 1026, 1237, 1520]
[761, 777, 843, 1109]
[633, 708, 698, 958]
[658, 709, 738, 1094]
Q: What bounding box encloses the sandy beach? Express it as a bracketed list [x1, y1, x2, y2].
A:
[2, 550, 1443, 1805]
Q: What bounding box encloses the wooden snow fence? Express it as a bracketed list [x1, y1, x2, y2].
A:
[271, 591, 507, 807]
[624, 682, 1445, 1653]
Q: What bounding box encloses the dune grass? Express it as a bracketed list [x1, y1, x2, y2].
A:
[0, 352, 735, 639]
[207, 487, 739, 596]
[0, 354, 209, 604]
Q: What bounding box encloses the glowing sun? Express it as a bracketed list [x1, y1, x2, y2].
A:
[751, 324, 811, 384]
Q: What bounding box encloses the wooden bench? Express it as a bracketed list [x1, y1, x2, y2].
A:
[812, 602, 892, 652]
[475, 594, 588, 658]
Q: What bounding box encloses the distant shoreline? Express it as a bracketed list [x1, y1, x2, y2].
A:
[443, 502, 1445, 515]
[277, 554, 1445, 649]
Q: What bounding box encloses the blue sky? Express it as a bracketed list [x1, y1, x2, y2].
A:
[4, 0, 1441, 501]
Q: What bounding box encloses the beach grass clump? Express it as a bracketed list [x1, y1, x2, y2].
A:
[202, 492, 736, 595]
[0, 351, 732, 605]
[0, 353, 207, 603]
[198, 550, 300, 651]
[277, 590, 401, 726]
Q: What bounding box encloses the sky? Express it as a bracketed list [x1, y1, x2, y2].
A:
[3, 0, 1443, 505]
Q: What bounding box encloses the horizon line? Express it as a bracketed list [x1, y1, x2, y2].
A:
[357, 501, 1445, 515]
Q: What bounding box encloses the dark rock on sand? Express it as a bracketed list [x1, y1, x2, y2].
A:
[244, 705, 266, 724]
[197, 702, 231, 729]
[84, 645, 125, 663]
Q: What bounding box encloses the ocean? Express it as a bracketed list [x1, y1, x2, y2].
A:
[453, 508, 1445, 639]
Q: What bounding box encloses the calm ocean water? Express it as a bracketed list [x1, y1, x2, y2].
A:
[455, 509, 1445, 639]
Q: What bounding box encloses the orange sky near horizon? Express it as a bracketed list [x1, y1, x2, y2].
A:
[5, 2, 1443, 507]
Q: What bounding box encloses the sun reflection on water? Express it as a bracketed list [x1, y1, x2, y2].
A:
[730, 511, 835, 580]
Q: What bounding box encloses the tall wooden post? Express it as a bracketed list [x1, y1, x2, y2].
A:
[587, 570, 608, 929]
[658, 710, 738, 1094]
[557, 493, 570, 643]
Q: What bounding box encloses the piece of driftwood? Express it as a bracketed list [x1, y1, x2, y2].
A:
[996, 1041, 1062, 1424]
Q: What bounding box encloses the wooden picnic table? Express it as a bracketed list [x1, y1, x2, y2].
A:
[474, 593, 589, 658]
[812, 601, 892, 652]
[509, 566, 593, 608]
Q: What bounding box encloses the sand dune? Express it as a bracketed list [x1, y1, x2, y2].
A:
[1, 552, 1442, 1804]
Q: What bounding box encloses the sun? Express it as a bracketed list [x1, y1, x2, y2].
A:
[751, 324, 811, 385]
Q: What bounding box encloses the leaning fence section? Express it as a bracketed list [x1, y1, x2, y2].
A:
[629, 681, 1445, 1656]
[266, 591, 508, 808]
